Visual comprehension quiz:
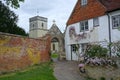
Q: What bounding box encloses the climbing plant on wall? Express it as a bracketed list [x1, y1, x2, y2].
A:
[69, 26, 87, 41]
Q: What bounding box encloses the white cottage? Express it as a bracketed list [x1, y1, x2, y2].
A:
[65, 0, 120, 60]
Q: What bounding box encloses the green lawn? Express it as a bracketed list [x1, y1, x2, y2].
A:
[0, 62, 57, 80]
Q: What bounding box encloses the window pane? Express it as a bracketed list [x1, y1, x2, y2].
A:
[93, 17, 99, 27]
[112, 17, 116, 28]
[80, 21, 88, 31]
[112, 15, 120, 28]
[85, 21, 88, 30]
[81, 0, 87, 6]
[85, 25, 88, 30]
[80, 22, 84, 31]
[81, 0, 83, 5]
[84, 0, 87, 4]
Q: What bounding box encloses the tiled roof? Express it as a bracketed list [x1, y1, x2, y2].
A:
[67, 0, 120, 26]
[67, 0, 106, 26]
[98, 0, 120, 12]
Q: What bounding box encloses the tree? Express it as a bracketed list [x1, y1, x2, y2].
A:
[12, 26, 28, 36]
[0, 1, 27, 36]
[2, 0, 24, 9]
[0, 1, 18, 32]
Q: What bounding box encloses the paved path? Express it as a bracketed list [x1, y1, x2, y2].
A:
[54, 61, 84, 80]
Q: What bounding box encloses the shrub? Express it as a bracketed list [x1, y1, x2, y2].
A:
[85, 77, 96, 80]
[85, 45, 108, 58]
[51, 53, 59, 58]
[100, 77, 106, 80]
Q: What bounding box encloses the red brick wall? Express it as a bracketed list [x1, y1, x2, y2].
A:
[67, 0, 106, 26]
[0, 33, 51, 72]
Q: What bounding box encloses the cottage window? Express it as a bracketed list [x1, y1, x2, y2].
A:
[112, 15, 120, 29]
[93, 17, 99, 27]
[80, 20, 88, 32]
[81, 0, 87, 6]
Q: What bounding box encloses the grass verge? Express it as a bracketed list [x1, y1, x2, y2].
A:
[0, 62, 57, 80]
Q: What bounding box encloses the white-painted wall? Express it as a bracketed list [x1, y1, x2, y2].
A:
[98, 15, 109, 42]
[109, 10, 120, 42]
[65, 10, 120, 60]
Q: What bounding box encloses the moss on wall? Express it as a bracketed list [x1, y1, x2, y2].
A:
[0, 33, 50, 72]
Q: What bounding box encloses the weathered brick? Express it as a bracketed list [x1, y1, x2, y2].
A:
[0, 33, 51, 72]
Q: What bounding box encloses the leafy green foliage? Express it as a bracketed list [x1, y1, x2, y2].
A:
[100, 77, 106, 80]
[2, 0, 24, 9]
[51, 53, 59, 58]
[0, 62, 57, 80]
[85, 45, 108, 57]
[85, 77, 96, 80]
[0, 1, 28, 36]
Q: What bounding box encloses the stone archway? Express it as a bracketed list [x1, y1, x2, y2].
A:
[51, 37, 59, 53]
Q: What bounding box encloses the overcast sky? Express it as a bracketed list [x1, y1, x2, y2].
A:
[12, 0, 77, 33]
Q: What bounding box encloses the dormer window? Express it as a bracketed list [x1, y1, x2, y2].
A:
[81, 0, 87, 6]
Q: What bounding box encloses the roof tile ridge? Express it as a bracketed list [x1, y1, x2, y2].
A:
[96, 0, 107, 12]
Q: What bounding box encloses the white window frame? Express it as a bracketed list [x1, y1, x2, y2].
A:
[112, 15, 120, 29]
[93, 17, 99, 27]
[81, 0, 87, 6]
[80, 20, 89, 32]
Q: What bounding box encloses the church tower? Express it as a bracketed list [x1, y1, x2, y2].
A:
[29, 16, 48, 38]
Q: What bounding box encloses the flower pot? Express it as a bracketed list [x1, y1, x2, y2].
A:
[52, 57, 58, 62]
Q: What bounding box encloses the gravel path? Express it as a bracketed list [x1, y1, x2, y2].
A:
[54, 61, 84, 80]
